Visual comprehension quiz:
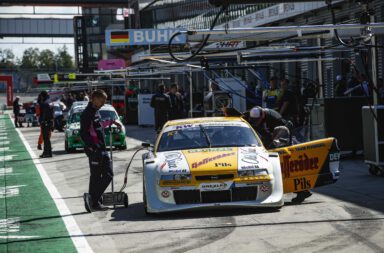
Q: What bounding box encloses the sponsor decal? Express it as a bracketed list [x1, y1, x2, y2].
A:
[257, 155, 269, 162]
[215, 162, 232, 167]
[187, 147, 233, 153]
[167, 168, 188, 173]
[161, 191, 170, 198]
[329, 153, 340, 161]
[281, 154, 319, 178]
[200, 182, 227, 191]
[192, 152, 236, 169]
[161, 180, 192, 186]
[293, 177, 311, 191]
[260, 185, 269, 192]
[240, 165, 259, 170]
[175, 124, 193, 130]
[164, 152, 182, 169]
[240, 147, 257, 154]
[241, 154, 259, 164]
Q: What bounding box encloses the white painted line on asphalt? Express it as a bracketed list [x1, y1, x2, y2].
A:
[0, 185, 26, 198]
[15, 127, 94, 253]
[0, 167, 13, 176]
[0, 218, 20, 233]
[0, 147, 10, 152]
[0, 235, 39, 239]
[0, 141, 10, 145]
[0, 132, 7, 136]
[0, 155, 16, 162]
[0, 136, 8, 140]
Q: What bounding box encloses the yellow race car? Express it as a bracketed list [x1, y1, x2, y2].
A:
[142, 117, 340, 214]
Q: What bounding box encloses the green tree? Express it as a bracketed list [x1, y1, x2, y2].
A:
[0, 48, 16, 68]
[38, 49, 55, 69]
[55, 45, 74, 69]
[21, 47, 40, 69]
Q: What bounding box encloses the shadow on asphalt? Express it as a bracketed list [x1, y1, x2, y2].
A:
[4, 216, 384, 245]
[19, 211, 89, 224]
[109, 202, 281, 222]
[313, 159, 384, 214]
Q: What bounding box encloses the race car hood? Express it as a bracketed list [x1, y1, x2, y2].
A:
[156, 147, 272, 174]
[67, 122, 80, 130]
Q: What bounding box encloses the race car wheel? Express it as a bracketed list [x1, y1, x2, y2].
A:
[143, 180, 150, 215]
[65, 140, 75, 153]
[368, 165, 377, 175]
[118, 143, 127, 150]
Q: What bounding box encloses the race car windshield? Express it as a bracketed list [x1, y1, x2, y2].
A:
[157, 125, 261, 152]
[69, 112, 81, 123]
[99, 110, 118, 120]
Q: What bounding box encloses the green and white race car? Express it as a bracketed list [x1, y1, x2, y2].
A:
[64, 104, 127, 152]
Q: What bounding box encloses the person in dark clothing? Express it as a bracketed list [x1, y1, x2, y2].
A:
[334, 75, 347, 97]
[150, 84, 171, 133]
[278, 79, 299, 126]
[244, 106, 312, 203]
[39, 91, 53, 158]
[168, 84, 185, 120]
[80, 90, 122, 212]
[243, 106, 292, 148]
[13, 96, 23, 127]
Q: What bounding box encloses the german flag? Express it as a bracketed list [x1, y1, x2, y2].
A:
[110, 31, 129, 44]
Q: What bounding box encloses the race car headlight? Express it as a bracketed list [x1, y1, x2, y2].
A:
[238, 169, 268, 177]
[160, 174, 192, 181]
[72, 130, 79, 135]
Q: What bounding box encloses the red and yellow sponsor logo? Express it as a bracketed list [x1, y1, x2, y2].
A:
[182, 148, 238, 173]
[272, 138, 334, 193]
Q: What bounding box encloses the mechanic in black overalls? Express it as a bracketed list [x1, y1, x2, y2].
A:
[13, 96, 23, 128]
[150, 84, 171, 133]
[80, 90, 122, 212]
[244, 106, 312, 203]
[39, 91, 53, 158]
[168, 83, 185, 120]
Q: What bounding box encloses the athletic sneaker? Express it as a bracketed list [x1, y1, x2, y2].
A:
[292, 190, 312, 203]
[83, 193, 93, 213]
[92, 203, 109, 211]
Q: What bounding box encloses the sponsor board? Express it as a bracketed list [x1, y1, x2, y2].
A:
[280, 154, 319, 178]
[272, 138, 337, 193]
[293, 177, 311, 191]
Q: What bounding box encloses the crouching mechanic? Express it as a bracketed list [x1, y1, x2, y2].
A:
[245, 106, 312, 203]
[80, 90, 122, 212]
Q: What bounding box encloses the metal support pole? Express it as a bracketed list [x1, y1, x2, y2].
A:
[189, 68, 193, 118]
[370, 15, 379, 164]
[317, 37, 324, 98]
[110, 73, 114, 105]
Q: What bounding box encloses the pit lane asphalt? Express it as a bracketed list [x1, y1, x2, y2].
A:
[18, 125, 384, 253]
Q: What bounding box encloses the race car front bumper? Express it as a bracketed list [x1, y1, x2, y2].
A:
[144, 176, 284, 213]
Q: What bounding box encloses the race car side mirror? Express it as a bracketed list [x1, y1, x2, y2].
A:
[273, 138, 290, 148]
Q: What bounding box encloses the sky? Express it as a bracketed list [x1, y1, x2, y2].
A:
[0, 6, 80, 59]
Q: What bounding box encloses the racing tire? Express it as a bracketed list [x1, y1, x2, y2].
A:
[368, 165, 377, 175]
[118, 143, 127, 150]
[143, 179, 150, 215]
